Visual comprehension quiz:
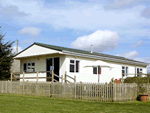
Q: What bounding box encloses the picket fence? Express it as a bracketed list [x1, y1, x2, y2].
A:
[0, 81, 150, 102]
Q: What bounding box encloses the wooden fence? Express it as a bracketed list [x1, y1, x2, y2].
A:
[0, 81, 150, 102]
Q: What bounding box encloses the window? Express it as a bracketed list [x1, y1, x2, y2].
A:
[93, 66, 101, 74]
[76, 61, 79, 72]
[69, 60, 80, 73]
[23, 62, 35, 72]
[122, 66, 128, 76]
[137, 68, 142, 77]
[23, 63, 27, 72]
[93, 67, 97, 74]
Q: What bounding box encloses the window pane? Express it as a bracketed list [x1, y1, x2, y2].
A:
[23, 63, 27, 72]
[122, 66, 125, 69]
[76, 61, 79, 72]
[137, 68, 139, 73]
[70, 64, 74, 72]
[126, 67, 128, 76]
[32, 68, 35, 72]
[28, 63, 31, 66]
[32, 63, 35, 66]
[70, 60, 74, 63]
[93, 67, 97, 74]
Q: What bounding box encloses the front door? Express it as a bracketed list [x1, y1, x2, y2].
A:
[46, 58, 59, 82]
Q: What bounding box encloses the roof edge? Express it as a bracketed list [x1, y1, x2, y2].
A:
[62, 50, 148, 66]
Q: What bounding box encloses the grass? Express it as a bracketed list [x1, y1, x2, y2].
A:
[0, 94, 150, 113]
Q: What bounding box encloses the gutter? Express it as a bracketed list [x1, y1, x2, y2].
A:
[62, 50, 148, 66]
[14, 52, 63, 59]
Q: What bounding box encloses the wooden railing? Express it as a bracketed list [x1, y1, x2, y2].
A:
[11, 70, 63, 83]
[64, 71, 76, 84]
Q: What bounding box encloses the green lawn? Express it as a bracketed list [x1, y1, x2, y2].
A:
[0, 94, 150, 113]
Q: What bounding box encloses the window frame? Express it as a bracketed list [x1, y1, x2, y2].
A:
[93, 67, 97, 74]
[122, 66, 129, 77]
[136, 67, 142, 77]
[23, 62, 35, 72]
[69, 59, 80, 73]
[93, 66, 101, 75]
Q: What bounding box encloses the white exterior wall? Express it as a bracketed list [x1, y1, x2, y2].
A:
[15, 45, 60, 58]
[65, 55, 147, 83]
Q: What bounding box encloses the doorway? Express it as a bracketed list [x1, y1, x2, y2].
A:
[46, 57, 59, 82]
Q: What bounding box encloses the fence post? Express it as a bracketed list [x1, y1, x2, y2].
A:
[135, 66, 136, 77]
[61, 75, 63, 83]
[111, 83, 114, 102]
[65, 71, 67, 83]
[61, 75, 63, 98]
[2, 81, 3, 93]
[11, 73, 13, 82]
[80, 81, 82, 100]
[23, 72, 25, 83]
[52, 70, 54, 82]
[37, 71, 38, 82]
[6, 81, 8, 93]
[36, 71, 38, 96]
[23, 72, 25, 92]
[74, 76, 76, 99]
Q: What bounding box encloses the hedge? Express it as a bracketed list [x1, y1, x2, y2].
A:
[124, 77, 150, 83]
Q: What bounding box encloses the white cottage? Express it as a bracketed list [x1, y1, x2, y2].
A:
[14, 42, 149, 83]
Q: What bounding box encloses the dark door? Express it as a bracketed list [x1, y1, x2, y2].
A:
[46, 57, 59, 82]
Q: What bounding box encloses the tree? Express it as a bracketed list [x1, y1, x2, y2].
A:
[0, 26, 15, 80]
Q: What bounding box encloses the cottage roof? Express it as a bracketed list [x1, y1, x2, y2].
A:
[15, 42, 149, 66]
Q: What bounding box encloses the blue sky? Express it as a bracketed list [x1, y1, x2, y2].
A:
[1, 0, 150, 73]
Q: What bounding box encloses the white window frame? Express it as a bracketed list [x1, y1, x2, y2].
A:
[122, 66, 129, 77]
[23, 62, 35, 72]
[69, 59, 80, 73]
[136, 67, 142, 77]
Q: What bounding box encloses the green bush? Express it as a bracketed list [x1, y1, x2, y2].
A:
[124, 77, 150, 83]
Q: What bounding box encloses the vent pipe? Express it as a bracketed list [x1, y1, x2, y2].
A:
[91, 45, 93, 53]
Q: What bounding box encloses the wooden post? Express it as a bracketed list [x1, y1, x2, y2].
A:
[61, 75, 63, 83]
[65, 71, 67, 83]
[23, 72, 25, 92]
[11, 73, 13, 82]
[80, 81, 82, 100]
[37, 71, 39, 82]
[74, 76, 76, 83]
[147, 73, 150, 84]
[135, 66, 136, 77]
[23, 72, 25, 83]
[98, 74, 100, 83]
[52, 70, 54, 82]
[74, 76, 76, 99]
[122, 73, 123, 84]
[6, 81, 8, 93]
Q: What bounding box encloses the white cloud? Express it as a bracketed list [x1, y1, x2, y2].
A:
[106, 0, 149, 9]
[117, 51, 138, 59]
[18, 27, 41, 37]
[12, 46, 23, 54]
[71, 30, 119, 52]
[132, 40, 144, 48]
[0, 0, 149, 32]
[0, 4, 28, 17]
[141, 7, 150, 18]
[0, 0, 150, 40]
